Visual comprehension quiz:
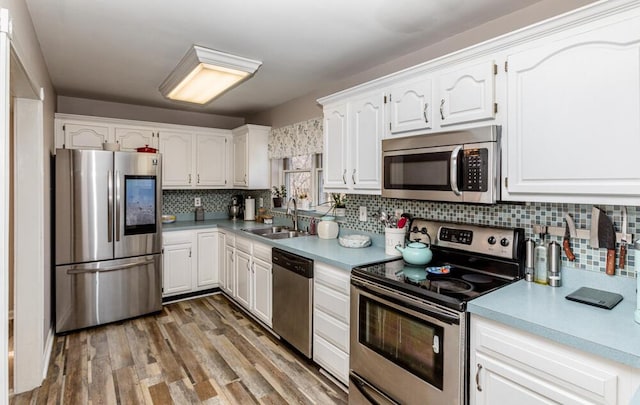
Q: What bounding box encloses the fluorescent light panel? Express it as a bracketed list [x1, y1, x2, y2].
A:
[160, 46, 261, 105]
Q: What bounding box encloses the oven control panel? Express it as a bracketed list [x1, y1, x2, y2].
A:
[409, 219, 523, 260]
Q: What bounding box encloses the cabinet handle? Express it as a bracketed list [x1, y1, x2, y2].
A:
[475, 363, 483, 392]
[197, 174, 200, 184]
[188, 174, 192, 184]
[342, 169, 347, 184]
[440, 99, 445, 120]
[352, 169, 356, 184]
[189, 248, 192, 258]
[423, 103, 429, 123]
[244, 174, 247, 184]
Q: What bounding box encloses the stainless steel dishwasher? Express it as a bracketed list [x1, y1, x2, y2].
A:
[272, 247, 313, 358]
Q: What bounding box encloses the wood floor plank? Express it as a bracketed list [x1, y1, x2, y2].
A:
[10, 294, 347, 405]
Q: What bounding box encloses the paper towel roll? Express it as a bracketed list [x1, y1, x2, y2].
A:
[244, 197, 256, 221]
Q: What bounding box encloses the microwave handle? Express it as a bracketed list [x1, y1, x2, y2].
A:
[450, 145, 462, 196]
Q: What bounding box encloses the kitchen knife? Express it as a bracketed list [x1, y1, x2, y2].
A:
[589, 206, 600, 249]
[563, 214, 576, 261]
[597, 208, 617, 276]
[619, 207, 628, 269]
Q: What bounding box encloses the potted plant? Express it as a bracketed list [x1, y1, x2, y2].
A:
[332, 193, 347, 216]
[272, 185, 287, 208]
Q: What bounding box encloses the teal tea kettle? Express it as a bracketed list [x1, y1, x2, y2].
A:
[395, 240, 433, 265]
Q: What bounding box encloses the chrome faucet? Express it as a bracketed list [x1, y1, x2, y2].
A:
[286, 197, 299, 231]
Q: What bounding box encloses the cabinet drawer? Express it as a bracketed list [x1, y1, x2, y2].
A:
[314, 262, 350, 295]
[253, 242, 271, 263]
[314, 283, 349, 325]
[235, 236, 252, 254]
[163, 230, 192, 245]
[313, 334, 349, 386]
[314, 309, 349, 353]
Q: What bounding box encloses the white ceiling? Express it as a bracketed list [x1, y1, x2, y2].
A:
[25, 0, 544, 117]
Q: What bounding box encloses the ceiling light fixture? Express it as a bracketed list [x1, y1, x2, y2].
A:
[159, 45, 262, 105]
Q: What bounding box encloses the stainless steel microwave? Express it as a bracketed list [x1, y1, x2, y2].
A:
[382, 126, 501, 204]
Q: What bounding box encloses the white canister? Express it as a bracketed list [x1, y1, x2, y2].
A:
[385, 227, 406, 256]
[318, 216, 339, 239]
[244, 197, 256, 221]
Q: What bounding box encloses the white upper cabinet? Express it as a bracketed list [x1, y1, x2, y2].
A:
[114, 126, 157, 151]
[323, 104, 349, 190]
[350, 92, 384, 192]
[231, 125, 270, 189]
[323, 92, 384, 194]
[61, 122, 110, 150]
[195, 133, 227, 187]
[159, 130, 193, 188]
[436, 59, 497, 127]
[504, 10, 640, 204]
[387, 78, 432, 136]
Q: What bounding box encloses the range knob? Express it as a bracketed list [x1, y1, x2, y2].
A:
[487, 236, 496, 245]
[500, 238, 510, 247]
[411, 226, 419, 233]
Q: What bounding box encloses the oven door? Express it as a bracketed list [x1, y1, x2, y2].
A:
[350, 277, 466, 405]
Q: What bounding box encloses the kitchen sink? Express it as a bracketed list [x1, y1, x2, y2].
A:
[243, 226, 309, 240]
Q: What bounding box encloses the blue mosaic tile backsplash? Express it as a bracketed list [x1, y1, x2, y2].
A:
[274, 195, 637, 277]
[163, 189, 272, 216]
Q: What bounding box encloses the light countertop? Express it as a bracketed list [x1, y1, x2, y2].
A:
[468, 267, 640, 368]
[162, 218, 397, 270]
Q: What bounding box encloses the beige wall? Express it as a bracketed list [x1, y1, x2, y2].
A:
[248, 0, 597, 128]
[0, 0, 56, 346]
[58, 96, 245, 129]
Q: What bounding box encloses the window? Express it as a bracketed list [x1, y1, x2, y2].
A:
[274, 154, 328, 207]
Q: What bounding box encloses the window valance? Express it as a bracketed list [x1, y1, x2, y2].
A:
[268, 117, 323, 159]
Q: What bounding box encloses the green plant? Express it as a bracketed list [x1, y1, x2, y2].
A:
[272, 185, 287, 198]
[332, 193, 346, 208]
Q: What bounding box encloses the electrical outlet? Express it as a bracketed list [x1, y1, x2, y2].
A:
[194, 197, 201, 207]
[259, 197, 264, 208]
[359, 206, 367, 222]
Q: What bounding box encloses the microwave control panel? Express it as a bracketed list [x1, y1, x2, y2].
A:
[461, 148, 488, 191]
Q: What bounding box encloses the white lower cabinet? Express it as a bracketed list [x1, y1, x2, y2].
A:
[470, 315, 639, 405]
[313, 261, 350, 386]
[162, 228, 221, 298]
[223, 236, 272, 327]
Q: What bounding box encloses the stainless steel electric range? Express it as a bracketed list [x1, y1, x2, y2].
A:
[349, 219, 524, 405]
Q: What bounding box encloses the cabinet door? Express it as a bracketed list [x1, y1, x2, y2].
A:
[223, 245, 235, 296]
[505, 15, 640, 204]
[217, 231, 227, 290]
[114, 127, 156, 151]
[351, 93, 384, 192]
[196, 134, 227, 187]
[196, 231, 219, 289]
[388, 78, 432, 135]
[323, 104, 349, 190]
[63, 123, 111, 149]
[159, 131, 193, 188]
[235, 250, 252, 309]
[162, 242, 192, 296]
[252, 257, 272, 326]
[437, 59, 496, 126]
[232, 133, 248, 187]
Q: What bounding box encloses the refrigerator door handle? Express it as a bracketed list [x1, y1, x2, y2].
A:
[115, 170, 121, 241]
[66, 258, 156, 274]
[107, 170, 113, 242]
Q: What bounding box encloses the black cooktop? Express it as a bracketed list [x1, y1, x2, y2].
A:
[352, 219, 525, 311]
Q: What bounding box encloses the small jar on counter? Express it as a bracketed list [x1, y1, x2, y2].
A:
[317, 216, 339, 239]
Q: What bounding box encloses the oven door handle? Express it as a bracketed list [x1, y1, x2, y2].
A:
[450, 145, 463, 196]
[352, 277, 460, 325]
[350, 372, 400, 405]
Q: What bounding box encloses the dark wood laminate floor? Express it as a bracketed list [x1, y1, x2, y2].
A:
[10, 294, 348, 404]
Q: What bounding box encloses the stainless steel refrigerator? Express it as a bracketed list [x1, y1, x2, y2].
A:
[55, 149, 163, 333]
